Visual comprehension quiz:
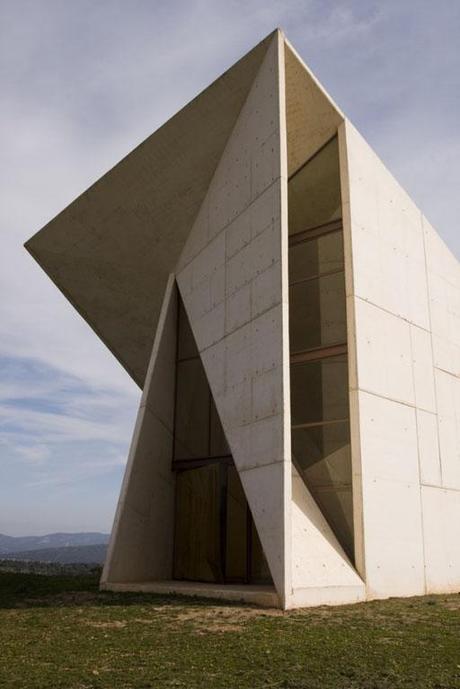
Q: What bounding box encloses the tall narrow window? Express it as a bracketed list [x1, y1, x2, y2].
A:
[288, 137, 354, 561]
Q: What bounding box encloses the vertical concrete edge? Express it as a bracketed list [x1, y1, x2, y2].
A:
[338, 120, 367, 585]
[277, 30, 292, 610]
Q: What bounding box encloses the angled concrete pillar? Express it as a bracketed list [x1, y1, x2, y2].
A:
[175, 31, 291, 605]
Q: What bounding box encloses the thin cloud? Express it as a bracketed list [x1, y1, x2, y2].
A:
[1, 0, 458, 535]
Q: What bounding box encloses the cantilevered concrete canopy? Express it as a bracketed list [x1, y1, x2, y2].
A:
[25, 33, 273, 387]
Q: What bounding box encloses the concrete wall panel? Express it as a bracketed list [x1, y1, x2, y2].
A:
[362, 476, 425, 598]
[358, 390, 424, 596]
[417, 409, 441, 487]
[411, 325, 436, 413]
[424, 217, 460, 378]
[421, 485, 460, 593]
[359, 392, 419, 484]
[345, 123, 429, 331]
[435, 368, 460, 490]
[354, 299, 414, 406]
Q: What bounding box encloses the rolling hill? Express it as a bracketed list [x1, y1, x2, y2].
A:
[3, 543, 107, 565]
[0, 532, 109, 555]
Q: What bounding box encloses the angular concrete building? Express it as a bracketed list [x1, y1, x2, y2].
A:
[26, 30, 460, 609]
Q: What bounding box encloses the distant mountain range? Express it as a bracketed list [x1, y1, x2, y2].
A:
[0, 532, 109, 555]
[3, 543, 107, 565]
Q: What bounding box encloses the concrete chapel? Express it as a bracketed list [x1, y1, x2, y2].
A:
[26, 30, 460, 609]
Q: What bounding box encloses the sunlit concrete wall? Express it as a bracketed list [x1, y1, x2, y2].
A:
[340, 120, 460, 599]
[422, 218, 460, 592]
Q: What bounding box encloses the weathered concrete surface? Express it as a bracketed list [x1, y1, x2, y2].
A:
[341, 119, 460, 600]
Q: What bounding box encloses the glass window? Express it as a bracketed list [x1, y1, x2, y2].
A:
[289, 272, 347, 353]
[292, 422, 354, 560]
[292, 420, 350, 472]
[288, 137, 354, 562]
[288, 137, 341, 236]
[289, 231, 344, 283]
[290, 355, 349, 426]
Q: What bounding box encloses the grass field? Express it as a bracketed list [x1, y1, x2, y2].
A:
[0, 570, 459, 689]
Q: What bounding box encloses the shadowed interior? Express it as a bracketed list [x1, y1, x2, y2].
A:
[172, 295, 272, 584]
[288, 136, 354, 561]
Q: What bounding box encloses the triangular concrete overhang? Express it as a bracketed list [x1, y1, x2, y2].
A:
[24, 31, 276, 387]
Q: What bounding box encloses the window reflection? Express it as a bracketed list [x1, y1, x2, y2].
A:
[290, 356, 349, 426]
[288, 136, 354, 562]
[289, 230, 344, 283]
[288, 137, 342, 235]
[289, 272, 347, 353]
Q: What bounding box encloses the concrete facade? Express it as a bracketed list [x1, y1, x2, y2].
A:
[26, 30, 460, 609]
[340, 121, 460, 599]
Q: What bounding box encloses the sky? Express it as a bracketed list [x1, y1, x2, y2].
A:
[1, 0, 459, 537]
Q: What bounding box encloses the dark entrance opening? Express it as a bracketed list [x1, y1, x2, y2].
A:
[172, 294, 271, 585]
